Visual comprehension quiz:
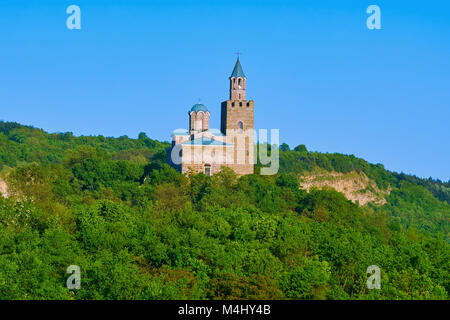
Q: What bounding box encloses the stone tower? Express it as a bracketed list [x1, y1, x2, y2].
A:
[220, 58, 255, 175]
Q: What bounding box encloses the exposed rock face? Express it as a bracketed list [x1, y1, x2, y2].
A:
[299, 171, 390, 206]
[0, 178, 8, 198]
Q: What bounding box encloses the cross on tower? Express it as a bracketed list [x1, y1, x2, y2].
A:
[235, 51, 242, 59]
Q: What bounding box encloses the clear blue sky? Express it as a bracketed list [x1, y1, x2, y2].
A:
[0, 0, 449, 181]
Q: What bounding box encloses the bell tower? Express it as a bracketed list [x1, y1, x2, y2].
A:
[220, 57, 254, 175]
[229, 58, 246, 101]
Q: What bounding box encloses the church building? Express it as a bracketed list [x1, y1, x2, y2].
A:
[168, 58, 254, 176]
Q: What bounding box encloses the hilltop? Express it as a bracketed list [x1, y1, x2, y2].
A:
[0, 121, 448, 300]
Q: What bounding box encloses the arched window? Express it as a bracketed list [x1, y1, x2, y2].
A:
[238, 78, 242, 89]
[238, 121, 243, 132]
[195, 112, 203, 131]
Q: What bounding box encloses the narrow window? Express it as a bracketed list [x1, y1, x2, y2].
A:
[204, 164, 211, 176]
[238, 121, 243, 132]
[238, 78, 242, 89]
[195, 113, 203, 131]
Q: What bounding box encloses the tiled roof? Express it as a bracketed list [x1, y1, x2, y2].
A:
[190, 103, 209, 113]
[181, 137, 232, 146]
[231, 58, 246, 78]
[172, 129, 189, 136]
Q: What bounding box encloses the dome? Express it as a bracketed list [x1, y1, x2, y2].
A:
[190, 103, 209, 113]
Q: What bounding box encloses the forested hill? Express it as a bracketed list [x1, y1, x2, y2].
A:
[278, 143, 450, 203]
[278, 144, 449, 239]
[1, 121, 448, 201]
[0, 121, 170, 169]
[0, 121, 449, 300]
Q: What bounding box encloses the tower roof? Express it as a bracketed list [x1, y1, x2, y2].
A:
[190, 103, 209, 113]
[230, 58, 246, 78]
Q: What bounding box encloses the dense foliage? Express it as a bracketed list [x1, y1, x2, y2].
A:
[0, 121, 168, 171]
[278, 144, 449, 240]
[0, 122, 448, 300]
